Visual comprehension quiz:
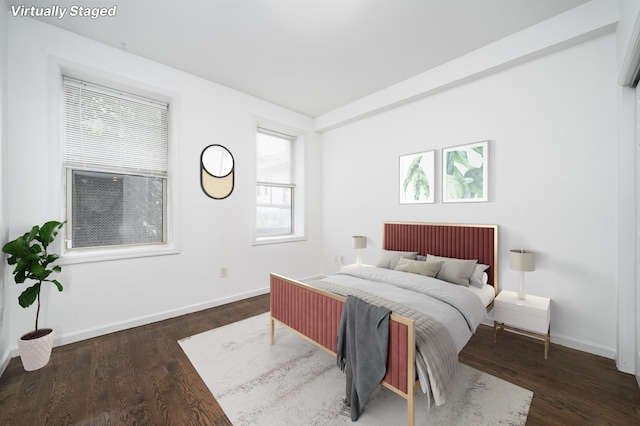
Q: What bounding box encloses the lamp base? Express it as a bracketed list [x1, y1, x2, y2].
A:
[517, 272, 527, 300]
[356, 250, 362, 267]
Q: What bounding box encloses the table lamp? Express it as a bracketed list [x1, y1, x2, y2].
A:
[509, 249, 535, 300]
[352, 236, 366, 267]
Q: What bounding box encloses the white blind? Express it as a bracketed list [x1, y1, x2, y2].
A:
[62, 77, 168, 176]
[256, 128, 294, 185]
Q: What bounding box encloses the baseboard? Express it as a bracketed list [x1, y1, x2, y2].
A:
[550, 332, 616, 360]
[0, 348, 11, 378]
[480, 319, 616, 361]
[5, 287, 270, 359]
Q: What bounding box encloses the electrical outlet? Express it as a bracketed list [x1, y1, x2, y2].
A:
[220, 267, 228, 278]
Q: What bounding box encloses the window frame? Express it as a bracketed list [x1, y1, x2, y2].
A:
[56, 68, 180, 264]
[253, 122, 306, 245]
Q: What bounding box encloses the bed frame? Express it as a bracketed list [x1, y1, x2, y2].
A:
[270, 222, 498, 426]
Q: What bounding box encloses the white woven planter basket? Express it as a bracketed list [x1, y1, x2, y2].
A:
[18, 329, 54, 371]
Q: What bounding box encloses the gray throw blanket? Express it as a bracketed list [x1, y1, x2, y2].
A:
[336, 295, 391, 421]
[312, 280, 458, 407]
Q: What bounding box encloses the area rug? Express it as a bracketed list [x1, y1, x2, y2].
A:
[179, 313, 532, 425]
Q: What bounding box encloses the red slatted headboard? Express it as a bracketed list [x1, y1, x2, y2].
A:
[383, 222, 498, 292]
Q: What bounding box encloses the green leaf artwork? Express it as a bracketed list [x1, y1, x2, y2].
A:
[400, 151, 434, 204]
[443, 142, 488, 202]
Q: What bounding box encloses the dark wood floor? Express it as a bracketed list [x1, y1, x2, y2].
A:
[0, 294, 639, 425]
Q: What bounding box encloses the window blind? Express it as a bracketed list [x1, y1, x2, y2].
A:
[256, 128, 294, 185]
[62, 77, 168, 176]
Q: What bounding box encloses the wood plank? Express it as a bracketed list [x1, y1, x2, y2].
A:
[0, 294, 639, 425]
[459, 324, 640, 425]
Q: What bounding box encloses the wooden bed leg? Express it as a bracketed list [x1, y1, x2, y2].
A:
[544, 326, 550, 359]
[407, 391, 415, 426]
[270, 316, 275, 345]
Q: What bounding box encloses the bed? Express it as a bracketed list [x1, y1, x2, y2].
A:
[270, 222, 498, 426]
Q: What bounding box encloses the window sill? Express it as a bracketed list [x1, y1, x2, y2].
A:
[253, 235, 306, 246]
[59, 244, 180, 265]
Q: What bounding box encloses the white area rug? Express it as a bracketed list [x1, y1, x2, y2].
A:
[179, 313, 532, 425]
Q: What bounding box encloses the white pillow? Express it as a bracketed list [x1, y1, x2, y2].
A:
[426, 254, 478, 287]
[470, 263, 490, 288]
[376, 250, 418, 269]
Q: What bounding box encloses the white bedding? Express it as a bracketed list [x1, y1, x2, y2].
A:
[316, 267, 487, 353]
[467, 283, 496, 308]
[307, 266, 490, 405]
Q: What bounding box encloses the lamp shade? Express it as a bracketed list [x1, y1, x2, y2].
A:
[352, 236, 367, 249]
[509, 249, 535, 272]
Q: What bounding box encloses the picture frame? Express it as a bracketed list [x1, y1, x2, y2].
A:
[399, 150, 435, 204]
[442, 141, 489, 203]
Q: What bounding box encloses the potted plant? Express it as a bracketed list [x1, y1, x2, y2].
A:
[2, 220, 65, 371]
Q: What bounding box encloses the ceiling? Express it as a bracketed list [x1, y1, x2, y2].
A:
[8, 0, 589, 117]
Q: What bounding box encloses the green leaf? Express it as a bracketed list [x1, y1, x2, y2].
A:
[402, 156, 422, 195]
[37, 221, 65, 249]
[446, 151, 466, 175]
[18, 284, 41, 308]
[30, 263, 52, 281]
[446, 150, 478, 179]
[2, 240, 21, 257]
[446, 174, 466, 199]
[413, 175, 422, 200]
[51, 279, 63, 292]
[42, 254, 61, 268]
[465, 167, 484, 197]
[416, 168, 430, 199]
[26, 226, 39, 245]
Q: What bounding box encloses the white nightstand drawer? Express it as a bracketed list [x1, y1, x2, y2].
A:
[494, 307, 549, 334]
[494, 290, 550, 334]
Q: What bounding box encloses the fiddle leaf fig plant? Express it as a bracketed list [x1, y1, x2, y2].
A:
[2, 221, 65, 333]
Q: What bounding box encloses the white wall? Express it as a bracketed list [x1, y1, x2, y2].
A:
[320, 33, 619, 358]
[0, 0, 9, 374]
[5, 17, 322, 352]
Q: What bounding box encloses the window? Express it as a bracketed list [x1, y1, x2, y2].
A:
[256, 128, 296, 238]
[62, 77, 169, 251]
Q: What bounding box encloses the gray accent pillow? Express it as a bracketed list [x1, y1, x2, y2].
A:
[395, 257, 443, 278]
[376, 250, 418, 269]
[470, 263, 490, 288]
[426, 254, 478, 287]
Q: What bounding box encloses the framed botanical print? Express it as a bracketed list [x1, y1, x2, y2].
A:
[442, 141, 489, 203]
[399, 150, 435, 204]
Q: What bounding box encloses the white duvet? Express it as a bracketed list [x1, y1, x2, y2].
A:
[318, 266, 487, 353]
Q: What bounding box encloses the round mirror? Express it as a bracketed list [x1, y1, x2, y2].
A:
[201, 144, 234, 199]
[202, 144, 233, 177]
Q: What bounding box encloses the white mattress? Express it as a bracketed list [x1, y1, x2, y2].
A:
[467, 283, 496, 308]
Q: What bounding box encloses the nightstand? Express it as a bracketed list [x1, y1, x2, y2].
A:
[493, 290, 551, 359]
